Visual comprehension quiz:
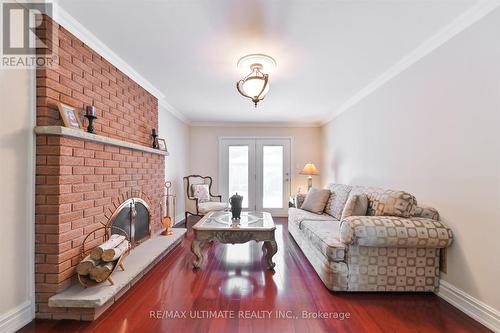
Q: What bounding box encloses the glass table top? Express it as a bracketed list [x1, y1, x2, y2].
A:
[193, 211, 275, 231]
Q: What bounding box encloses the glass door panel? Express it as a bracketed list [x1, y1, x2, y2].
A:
[262, 146, 283, 208]
[219, 139, 255, 211]
[220, 138, 290, 216]
[228, 146, 249, 208]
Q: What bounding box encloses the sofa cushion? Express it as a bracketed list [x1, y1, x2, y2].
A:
[413, 205, 440, 220]
[288, 208, 337, 230]
[324, 184, 352, 219]
[300, 220, 345, 262]
[368, 190, 417, 218]
[341, 194, 368, 220]
[301, 188, 331, 214]
[198, 201, 228, 214]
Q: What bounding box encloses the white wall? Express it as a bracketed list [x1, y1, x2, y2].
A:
[158, 106, 191, 224]
[189, 126, 322, 197]
[0, 68, 35, 330]
[321, 7, 500, 314]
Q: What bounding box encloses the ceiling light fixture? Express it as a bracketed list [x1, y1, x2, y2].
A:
[236, 54, 276, 107]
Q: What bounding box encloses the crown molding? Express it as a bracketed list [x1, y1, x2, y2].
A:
[437, 279, 500, 332]
[322, 0, 500, 125]
[190, 121, 322, 128]
[49, 1, 189, 125]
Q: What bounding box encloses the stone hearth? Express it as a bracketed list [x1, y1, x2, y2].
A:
[48, 229, 186, 321]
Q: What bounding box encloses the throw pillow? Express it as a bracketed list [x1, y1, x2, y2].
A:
[368, 190, 417, 218]
[191, 184, 210, 203]
[341, 194, 368, 220]
[324, 183, 352, 219]
[301, 188, 331, 214]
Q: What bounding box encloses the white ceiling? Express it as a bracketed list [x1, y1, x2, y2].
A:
[57, 0, 478, 125]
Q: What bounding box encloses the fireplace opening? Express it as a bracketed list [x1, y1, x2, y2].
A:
[108, 198, 151, 247]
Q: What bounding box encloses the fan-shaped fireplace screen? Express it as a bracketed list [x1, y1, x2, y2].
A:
[108, 198, 151, 247]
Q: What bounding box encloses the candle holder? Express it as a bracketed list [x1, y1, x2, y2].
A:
[151, 129, 158, 148]
[84, 114, 97, 134]
[85, 106, 97, 134]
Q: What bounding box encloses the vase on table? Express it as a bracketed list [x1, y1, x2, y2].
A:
[229, 193, 243, 220]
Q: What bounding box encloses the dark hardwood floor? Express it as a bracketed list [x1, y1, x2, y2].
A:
[19, 217, 490, 333]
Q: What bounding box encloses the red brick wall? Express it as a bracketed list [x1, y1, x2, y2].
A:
[36, 16, 157, 146]
[35, 15, 165, 319]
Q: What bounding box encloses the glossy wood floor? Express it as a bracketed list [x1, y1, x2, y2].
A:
[20, 218, 490, 333]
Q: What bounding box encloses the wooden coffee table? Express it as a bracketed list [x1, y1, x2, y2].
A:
[191, 211, 277, 270]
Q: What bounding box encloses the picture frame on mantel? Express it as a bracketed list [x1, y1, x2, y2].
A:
[57, 102, 83, 130]
[157, 138, 168, 152]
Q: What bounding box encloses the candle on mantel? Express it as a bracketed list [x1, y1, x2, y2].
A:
[152, 128, 156, 136]
[86, 106, 96, 117]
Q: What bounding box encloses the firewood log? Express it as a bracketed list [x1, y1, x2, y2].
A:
[90, 234, 126, 260]
[76, 255, 99, 275]
[102, 240, 129, 262]
[89, 262, 115, 283]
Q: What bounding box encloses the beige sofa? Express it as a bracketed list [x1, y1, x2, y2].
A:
[289, 184, 453, 292]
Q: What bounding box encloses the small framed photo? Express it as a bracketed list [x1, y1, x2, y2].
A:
[157, 138, 168, 152]
[57, 102, 83, 130]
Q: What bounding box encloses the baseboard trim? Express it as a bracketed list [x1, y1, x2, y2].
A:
[174, 213, 185, 226]
[0, 301, 34, 333]
[436, 279, 500, 332]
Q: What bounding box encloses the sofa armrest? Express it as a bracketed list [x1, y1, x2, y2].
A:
[413, 205, 440, 220]
[295, 193, 306, 209]
[340, 216, 453, 248]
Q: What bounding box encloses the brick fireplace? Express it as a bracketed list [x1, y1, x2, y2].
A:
[34, 16, 169, 320]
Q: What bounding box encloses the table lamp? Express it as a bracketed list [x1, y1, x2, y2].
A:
[299, 163, 319, 191]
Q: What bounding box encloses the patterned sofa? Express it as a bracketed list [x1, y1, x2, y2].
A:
[289, 184, 453, 292]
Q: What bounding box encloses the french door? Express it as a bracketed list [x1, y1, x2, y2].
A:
[219, 138, 291, 216]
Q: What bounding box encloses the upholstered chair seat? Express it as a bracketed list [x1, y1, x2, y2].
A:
[198, 201, 228, 214]
[183, 175, 227, 225]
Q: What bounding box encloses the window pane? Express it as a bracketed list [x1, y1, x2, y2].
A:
[263, 146, 283, 208]
[228, 146, 249, 208]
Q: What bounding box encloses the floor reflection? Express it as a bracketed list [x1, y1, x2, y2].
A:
[220, 274, 256, 298]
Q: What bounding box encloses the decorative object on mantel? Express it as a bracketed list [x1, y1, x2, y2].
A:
[230, 192, 243, 220]
[151, 128, 158, 148]
[84, 105, 97, 134]
[299, 162, 320, 191]
[157, 138, 168, 152]
[76, 226, 130, 287]
[57, 102, 83, 130]
[236, 53, 276, 107]
[161, 181, 176, 236]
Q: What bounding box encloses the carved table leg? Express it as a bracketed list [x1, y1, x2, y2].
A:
[263, 240, 278, 270]
[191, 239, 204, 268]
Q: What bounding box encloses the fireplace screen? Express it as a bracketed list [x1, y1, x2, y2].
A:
[109, 198, 151, 247]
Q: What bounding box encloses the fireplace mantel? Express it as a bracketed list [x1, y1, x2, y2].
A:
[34, 126, 169, 156]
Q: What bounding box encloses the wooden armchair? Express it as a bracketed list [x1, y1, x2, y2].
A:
[183, 175, 228, 223]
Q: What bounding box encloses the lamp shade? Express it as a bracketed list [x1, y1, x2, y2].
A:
[241, 75, 270, 98]
[299, 163, 319, 176]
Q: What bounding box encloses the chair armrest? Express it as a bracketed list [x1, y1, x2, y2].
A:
[295, 193, 306, 209]
[413, 205, 440, 220]
[185, 196, 199, 214]
[340, 216, 453, 248]
[210, 194, 222, 202]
